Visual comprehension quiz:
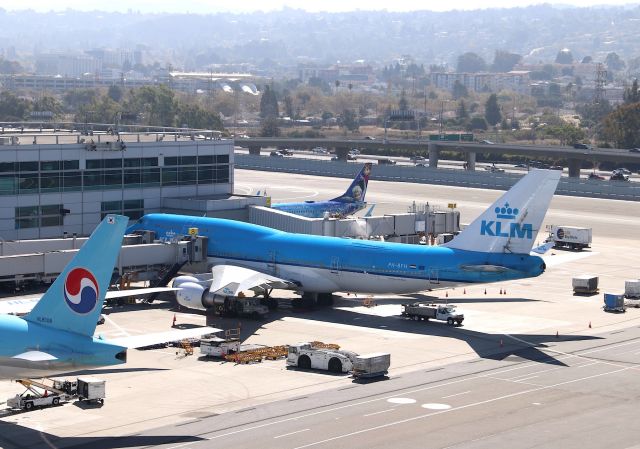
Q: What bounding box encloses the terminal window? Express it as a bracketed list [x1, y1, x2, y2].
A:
[101, 199, 144, 220]
[15, 204, 63, 229]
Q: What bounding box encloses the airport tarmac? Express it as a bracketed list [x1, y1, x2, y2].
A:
[0, 169, 639, 448]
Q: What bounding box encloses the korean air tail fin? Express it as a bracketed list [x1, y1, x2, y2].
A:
[331, 163, 372, 203]
[25, 215, 129, 337]
[443, 170, 561, 254]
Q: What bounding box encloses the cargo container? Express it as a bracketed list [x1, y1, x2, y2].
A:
[352, 353, 391, 378]
[604, 293, 625, 313]
[77, 377, 106, 404]
[624, 280, 640, 299]
[572, 275, 599, 294]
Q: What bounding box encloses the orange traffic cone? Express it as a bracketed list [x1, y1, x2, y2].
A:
[503, 289, 507, 295]
[463, 288, 466, 295]
[499, 288, 503, 295]
[484, 288, 487, 295]
[589, 321, 592, 328]
[556, 330, 559, 339]
[445, 291, 449, 298]
[172, 314, 177, 327]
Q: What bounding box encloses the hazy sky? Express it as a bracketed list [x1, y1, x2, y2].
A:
[0, 0, 638, 13]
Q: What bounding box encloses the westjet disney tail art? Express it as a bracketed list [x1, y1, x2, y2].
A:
[127, 170, 561, 311]
[271, 163, 372, 218]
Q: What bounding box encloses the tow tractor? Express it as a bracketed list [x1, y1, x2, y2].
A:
[287, 342, 390, 378]
[7, 379, 72, 411]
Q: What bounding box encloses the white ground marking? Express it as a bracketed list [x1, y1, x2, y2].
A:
[101, 314, 130, 337]
[541, 251, 597, 268]
[442, 391, 471, 399]
[364, 409, 395, 417]
[274, 429, 310, 439]
[513, 375, 539, 382]
[421, 403, 452, 410]
[291, 366, 632, 449]
[163, 338, 640, 449]
[387, 397, 417, 405]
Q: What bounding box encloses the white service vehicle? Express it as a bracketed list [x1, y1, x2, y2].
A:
[287, 343, 358, 373]
[546, 225, 592, 250]
[402, 303, 464, 325]
[76, 377, 106, 404]
[7, 379, 72, 411]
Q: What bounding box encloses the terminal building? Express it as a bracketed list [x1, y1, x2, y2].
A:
[0, 125, 252, 240]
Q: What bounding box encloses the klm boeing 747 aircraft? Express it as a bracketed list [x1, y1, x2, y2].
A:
[128, 170, 561, 310]
[0, 215, 218, 380]
[271, 163, 372, 218]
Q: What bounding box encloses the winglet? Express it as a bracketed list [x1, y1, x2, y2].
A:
[25, 215, 129, 336]
[443, 170, 561, 254]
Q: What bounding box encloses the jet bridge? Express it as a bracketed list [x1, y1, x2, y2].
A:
[0, 234, 208, 289]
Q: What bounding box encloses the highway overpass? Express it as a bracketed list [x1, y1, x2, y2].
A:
[234, 137, 640, 178]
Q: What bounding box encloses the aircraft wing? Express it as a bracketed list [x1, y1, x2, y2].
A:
[0, 288, 178, 316]
[210, 265, 298, 296]
[107, 326, 221, 349]
[105, 287, 179, 299]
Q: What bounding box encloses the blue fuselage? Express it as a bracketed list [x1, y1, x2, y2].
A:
[0, 314, 126, 379]
[272, 200, 366, 218]
[129, 214, 545, 294]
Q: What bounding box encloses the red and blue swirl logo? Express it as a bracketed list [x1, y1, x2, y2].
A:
[64, 268, 99, 314]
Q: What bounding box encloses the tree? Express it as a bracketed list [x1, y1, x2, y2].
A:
[491, 50, 522, 72]
[283, 93, 294, 118]
[484, 94, 501, 127]
[555, 49, 573, 64]
[623, 79, 639, 104]
[398, 89, 409, 111]
[581, 56, 593, 64]
[108, 85, 124, 103]
[340, 109, 359, 132]
[260, 116, 280, 137]
[467, 116, 488, 131]
[603, 102, 640, 148]
[33, 95, 62, 117]
[457, 52, 487, 73]
[452, 80, 468, 99]
[177, 103, 224, 130]
[457, 99, 469, 120]
[259, 85, 279, 119]
[605, 52, 626, 72]
[0, 91, 31, 120]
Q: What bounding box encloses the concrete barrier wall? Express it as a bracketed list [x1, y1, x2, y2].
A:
[235, 155, 640, 201]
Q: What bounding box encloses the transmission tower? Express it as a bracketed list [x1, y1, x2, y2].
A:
[594, 63, 607, 103]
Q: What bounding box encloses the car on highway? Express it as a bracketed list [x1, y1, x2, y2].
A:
[270, 151, 284, 158]
[573, 143, 593, 150]
[614, 168, 631, 175]
[312, 147, 328, 154]
[588, 172, 605, 180]
[377, 158, 396, 165]
[410, 155, 426, 162]
[484, 163, 504, 173]
[630, 148, 640, 153]
[279, 149, 294, 156]
[349, 149, 361, 155]
[550, 165, 564, 171]
[364, 136, 376, 140]
[611, 170, 630, 181]
[480, 140, 495, 145]
[514, 163, 528, 168]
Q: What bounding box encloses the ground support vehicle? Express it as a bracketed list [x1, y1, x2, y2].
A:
[352, 353, 391, 379]
[604, 293, 625, 313]
[76, 377, 106, 404]
[572, 275, 599, 294]
[214, 296, 268, 319]
[401, 303, 464, 325]
[546, 225, 592, 250]
[287, 343, 358, 373]
[7, 379, 73, 411]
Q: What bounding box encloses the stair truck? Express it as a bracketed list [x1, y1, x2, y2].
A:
[402, 303, 464, 325]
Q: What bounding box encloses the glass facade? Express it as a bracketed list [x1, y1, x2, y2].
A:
[101, 199, 145, 220]
[15, 204, 64, 229]
[0, 156, 230, 195]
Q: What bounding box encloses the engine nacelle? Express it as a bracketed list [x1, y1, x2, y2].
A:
[175, 281, 208, 311]
[172, 275, 200, 289]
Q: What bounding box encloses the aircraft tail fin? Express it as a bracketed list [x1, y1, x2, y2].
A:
[25, 215, 129, 336]
[443, 170, 561, 254]
[331, 163, 372, 203]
